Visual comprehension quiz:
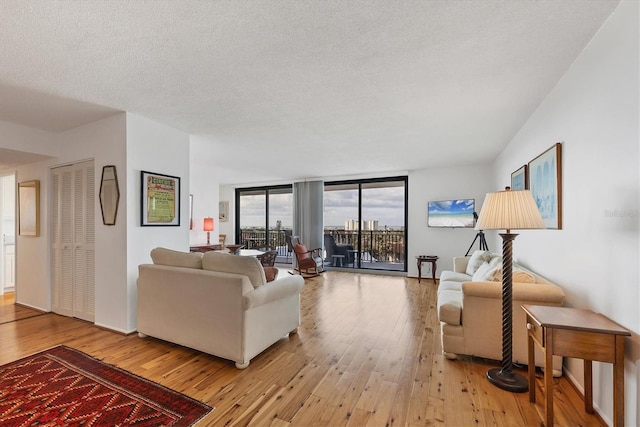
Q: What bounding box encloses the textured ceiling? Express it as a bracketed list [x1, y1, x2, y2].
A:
[0, 0, 619, 183]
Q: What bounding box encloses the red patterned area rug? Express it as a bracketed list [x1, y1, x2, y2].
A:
[0, 345, 212, 426]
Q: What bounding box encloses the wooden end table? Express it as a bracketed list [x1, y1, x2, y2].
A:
[190, 244, 243, 254]
[416, 255, 438, 284]
[522, 304, 630, 427]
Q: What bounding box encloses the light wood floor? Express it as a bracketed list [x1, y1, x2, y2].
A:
[0, 272, 604, 426]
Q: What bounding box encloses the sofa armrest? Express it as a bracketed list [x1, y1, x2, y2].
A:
[462, 281, 565, 304]
[453, 257, 470, 274]
[243, 275, 305, 310]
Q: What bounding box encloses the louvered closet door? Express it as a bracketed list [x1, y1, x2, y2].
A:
[51, 161, 95, 322]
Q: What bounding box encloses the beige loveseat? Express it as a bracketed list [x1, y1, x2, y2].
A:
[137, 248, 305, 369]
[437, 250, 565, 374]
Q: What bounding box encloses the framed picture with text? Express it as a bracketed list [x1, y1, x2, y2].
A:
[141, 171, 181, 226]
[528, 143, 562, 229]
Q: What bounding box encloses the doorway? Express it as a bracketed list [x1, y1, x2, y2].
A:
[50, 160, 95, 322]
[0, 174, 16, 296]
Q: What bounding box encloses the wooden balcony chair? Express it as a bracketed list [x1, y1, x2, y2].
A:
[293, 241, 324, 278]
[284, 230, 296, 262]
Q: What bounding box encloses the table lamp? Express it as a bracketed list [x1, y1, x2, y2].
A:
[475, 187, 545, 392]
[203, 217, 214, 245]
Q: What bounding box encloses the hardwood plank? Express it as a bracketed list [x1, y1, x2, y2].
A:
[0, 272, 608, 426]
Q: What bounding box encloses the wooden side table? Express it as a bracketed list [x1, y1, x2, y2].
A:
[190, 244, 243, 254]
[416, 255, 438, 284]
[190, 244, 220, 252]
[522, 304, 630, 427]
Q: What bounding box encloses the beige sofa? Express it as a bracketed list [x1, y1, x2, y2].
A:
[137, 248, 305, 369]
[437, 251, 565, 374]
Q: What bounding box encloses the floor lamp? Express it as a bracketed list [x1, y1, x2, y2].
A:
[475, 187, 545, 393]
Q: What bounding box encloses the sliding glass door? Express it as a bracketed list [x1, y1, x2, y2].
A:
[236, 185, 293, 261]
[324, 177, 407, 272]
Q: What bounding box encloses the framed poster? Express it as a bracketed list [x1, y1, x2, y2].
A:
[510, 165, 528, 190]
[141, 171, 181, 226]
[528, 143, 562, 229]
[18, 180, 40, 236]
[219, 201, 229, 222]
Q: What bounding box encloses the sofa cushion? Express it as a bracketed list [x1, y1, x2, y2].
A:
[437, 290, 462, 326]
[294, 244, 310, 259]
[465, 250, 492, 276]
[488, 266, 536, 283]
[440, 270, 472, 282]
[488, 255, 502, 268]
[150, 247, 203, 269]
[202, 251, 267, 288]
[471, 262, 496, 282]
[438, 280, 462, 293]
[264, 267, 278, 282]
[513, 270, 536, 283]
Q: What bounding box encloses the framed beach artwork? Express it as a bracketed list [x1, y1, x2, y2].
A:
[141, 171, 181, 226]
[510, 165, 528, 190]
[528, 143, 562, 229]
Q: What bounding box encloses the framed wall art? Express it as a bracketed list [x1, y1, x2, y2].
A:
[219, 200, 229, 222]
[528, 143, 562, 229]
[99, 165, 120, 226]
[141, 171, 181, 226]
[189, 194, 194, 230]
[18, 180, 40, 236]
[510, 165, 528, 190]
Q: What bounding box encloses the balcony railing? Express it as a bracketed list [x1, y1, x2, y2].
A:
[238, 228, 406, 269]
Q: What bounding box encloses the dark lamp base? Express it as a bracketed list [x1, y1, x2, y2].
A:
[487, 368, 529, 393]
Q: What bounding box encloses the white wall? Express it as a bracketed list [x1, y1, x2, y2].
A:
[14, 161, 52, 310]
[0, 120, 57, 156]
[407, 164, 494, 277]
[494, 1, 639, 425]
[219, 185, 235, 243]
[126, 113, 190, 332]
[55, 113, 128, 331]
[0, 120, 57, 310]
[190, 135, 221, 246]
[3, 114, 128, 316]
[2, 113, 190, 334]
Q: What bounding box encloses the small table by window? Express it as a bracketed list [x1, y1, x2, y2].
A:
[331, 254, 345, 267]
[416, 255, 438, 284]
[347, 250, 358, 267]
[522, 304, 630, 427]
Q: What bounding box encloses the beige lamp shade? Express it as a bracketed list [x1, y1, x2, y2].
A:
[476, 188, 545, 232]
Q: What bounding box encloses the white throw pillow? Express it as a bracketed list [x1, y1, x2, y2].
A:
[150, 247, 203, 269]
[465, 250, 492, 276]
[489, 266, 502, 281]
[472, 262, 494, 282]
[202, 251, 267, 288]
[488, 255, 502, 268]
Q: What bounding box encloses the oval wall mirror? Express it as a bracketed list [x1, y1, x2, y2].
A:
[99, 165, 120, 225]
